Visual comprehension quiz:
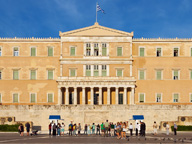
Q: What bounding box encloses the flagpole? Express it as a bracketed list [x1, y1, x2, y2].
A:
[96, 2, 97, 22]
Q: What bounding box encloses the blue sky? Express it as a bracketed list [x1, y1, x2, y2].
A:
[0, 0, 192, 38]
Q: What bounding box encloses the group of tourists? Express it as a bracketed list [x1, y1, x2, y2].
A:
[18, 122, 30, 136]
[49, 120, 147, 139]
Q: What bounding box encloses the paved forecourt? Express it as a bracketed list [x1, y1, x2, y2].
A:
[0, 133, 192, 143]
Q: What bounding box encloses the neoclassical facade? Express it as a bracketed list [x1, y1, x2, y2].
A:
[0, 22, 192, 106]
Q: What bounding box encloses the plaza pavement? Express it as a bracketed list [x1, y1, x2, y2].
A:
[0, 132, 192, 143]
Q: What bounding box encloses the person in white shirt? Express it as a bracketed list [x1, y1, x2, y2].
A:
[136, 123, 140, 136]
[129, 123, 133, 136]
[61, 123, 65, 136]
[166, 123, 169, 135]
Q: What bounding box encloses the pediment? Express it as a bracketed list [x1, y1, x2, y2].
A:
[59, 22, 133, 37]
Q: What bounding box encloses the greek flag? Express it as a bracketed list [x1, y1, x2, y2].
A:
[97, 4, 105, 14]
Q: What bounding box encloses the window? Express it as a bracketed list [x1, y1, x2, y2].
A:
[31, 47, 36, 56]
[0, 71, 1, 80]
[48, 70, 53, 80]
[0, 47, 2, 56]
[190, 94, 192, 102]
[70, 47, 75, 56]
[173, 70, 179, 80]
[94, 65, 99, 76]
[13, 70, 19, 80]
[13, 47, 19, 56]
[117, 47, 122, 56]
[118, 93, 123, 104]
[48, 46, 53, 56]
[94, 43, 99, 56]
[174, 48, 179, 57]
[139, 70, 145, 80]
[190, 70, 192, 80]
[30, 70, 36, 80]
[156, 93, 162, 102]
[30, 93, 36, 103]
[86, 43, 91, 56]
[116, 69, 123, 77]
[139, 47, 145, 57]
[156, 70, 162, 80]
[102, 65, 107, 76]
[102, 43, 107, 56]
[70, 69, 76, 77]
[86, 65, 91, 76]
[0, 93, 1, 103]
[139, 93, 145, 103]
[13, 93, 19, 103]
[173, 93, 179, 102]
[47, 93, 53, 103]
[156, 48, 161, 57]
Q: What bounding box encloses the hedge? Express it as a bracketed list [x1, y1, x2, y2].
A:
[171, 125, 192, 131]
[0, 124, 20, 132]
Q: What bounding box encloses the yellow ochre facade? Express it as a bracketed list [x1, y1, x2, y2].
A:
[0, 22, 192, 106]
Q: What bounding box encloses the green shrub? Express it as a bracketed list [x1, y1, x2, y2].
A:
[171, 125, 192, 131]
[0, 124, 20, 132]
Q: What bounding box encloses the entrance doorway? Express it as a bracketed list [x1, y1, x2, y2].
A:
[94, 93, 99, 105]
[69, 92, 74, 104]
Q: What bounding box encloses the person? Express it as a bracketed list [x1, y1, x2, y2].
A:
[142, 122, 146, 137]
[84, 124, 87, 135]
[140, 121, 142, 136]
[25, 122, 30, 136]
[114, 123, 117, 136]
[121, 122, 126, 139]
[96, 124, 100, 135]
[73, 123, 77, 136]
[49, 123, 52, 135]
[77, 123, 81, 135]
[61, 123, 65, 136]
[166, 123, 169, 135]
[110, 123, 114, 137]
[87, 124, 91, 136]
[136, 123, 139, 136]
[57, 123, 61, 136]
[108, 123, 111, 136]
[116, 122, 121, 139]
[92, 123, 95, 134]
[20, 124, 24, 136]
[153, 121, 158, 135]
[104, 120, 109, 137]
[174, 123, 177, 135]
[69, 121, 73, 136]
[52, 123, 57, 136]
[129, 123, 133, 136]
[100, 122, 104, 136]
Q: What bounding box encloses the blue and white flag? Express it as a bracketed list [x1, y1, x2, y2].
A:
[97, 4, 105, 14]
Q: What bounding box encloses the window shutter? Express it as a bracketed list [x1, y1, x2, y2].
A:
[48, 94, 53, 102]
[140, 94, 144, 102]
[70, 47, 75, 56]
[48, 47, 53, 56]
[156, 70, 161, 80]
[13, 70, 19, 80]
[102, 71, 107, 76]
[70, 69, 76, 77]
[31, 48, 36, 56]
[190, 70, 192, 80]
[140, 48, 144, 56]
[13, 94, 18, 103]
[117, 47, 122, 56]
[174, 94, 179, 102]
[190, 94, 192, 102]
[174, 70, 178, 77]
[14, 47, 18, 51]
[94, 71, 99, 76]
[0, 94, 1, 103]
[31, 70, 36, 80]
[48, 70, 53, 80]
[117, 70, 122, 77]
[31, 94, 36, 103]
[86, 70, 91, 76]
[139, 70, 145, 80]
[102, 47, 107, 56]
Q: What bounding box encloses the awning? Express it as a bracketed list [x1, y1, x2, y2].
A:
[132, 115, 144, 120]
[49, 115, 61, 120]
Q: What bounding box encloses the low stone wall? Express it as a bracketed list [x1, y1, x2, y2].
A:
[0, 105, 192, 131]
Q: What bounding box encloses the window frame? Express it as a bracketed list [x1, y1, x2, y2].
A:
[118, 93, 123, 104]
[116, 69, 123, 77]
[94, 65, 99, 76]
[13, 47, 19, 56]
[69, 69, 76, 77]
[190, 93, 192, 103]
[172, 69, 180, 80]
[173, 47, 179, 57]
[30, 70, 37, 80]
[48, 46, 54, 56]
[102, 65, 107, 76]
[70, 46, 76, 56]
[47, 70, 54, 80]
[156, 47, 162, 57]
[156, 69, 162, 80]
[0, 70, 2, 80]
[156, 93, 162, 103]
[139, 93, 145, 103]
[30, 93, 37, 103]
[138, 69, 146, 80]
[0, 46, 2, 56]
[13, 93, 19, 103]
[190, 69, 192, 80]
[86, 65, 91, 76]
[139, 47, 145, 57]
[13, 70, 19, 80]
[0, 93, 2, 103]
[30, 46, 37, 56]
[117, 47, 123, 56]
[47, 93, 54, 103]
[173, 93, 179, 103]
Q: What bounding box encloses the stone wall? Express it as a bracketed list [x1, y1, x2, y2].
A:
[0, 105, 192, 131]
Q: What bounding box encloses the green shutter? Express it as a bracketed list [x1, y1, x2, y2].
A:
[48, 94, 53, 102]
[117, 47, 122, 56]
[102, 70, 107, 76]
[174, 70, 178, 77]
[102, 47, 107, 56]
[48, 70, 53, 80]
[0, 94, 1, 103]
[117, 70, 122, 77]
[14, 47, 18, 51]
[190, 70, 192, 80]
[70, 69, 76, 77]
[31, 48, 36, 56]
[13, 94, 18, 103]
[70, 47, 75, 56]
[190, 94, 192, 102]
[30, 94, 36, 103]
[140, 48, 144, 56]
[48, 47, 53, 56]
[86, 70, 91, 76]
[156, 70, 162, 80]
[140, 94, 144, 102]
[173, 94, 179, 102]
[94, 71, 99, 76]
[139, 70, 145, 80]
[13, 70, 19, 80]
[31, 70, 36, 80]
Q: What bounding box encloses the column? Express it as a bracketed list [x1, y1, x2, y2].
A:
[91, 43, 94, 56]
[90, 87, 94, 105]
[99, 87, 102, 105]
[131, 87, 135, 105]
[82, 87, 85, 105]
[115, 87, 119, 105]
[91, 65, 94, 76]
[74, 87, 77, 105]
[123, 87, 127, 105]
[107, 87, 110, 105]
[57, 87, 62, 105]
[65, 87, 69, 105]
